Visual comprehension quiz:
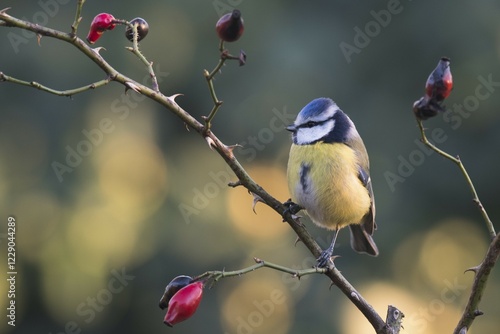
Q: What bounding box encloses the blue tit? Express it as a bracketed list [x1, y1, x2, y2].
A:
[286, 97, 378, 267]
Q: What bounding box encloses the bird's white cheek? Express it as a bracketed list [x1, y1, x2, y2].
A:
[295, 120, 335, 145]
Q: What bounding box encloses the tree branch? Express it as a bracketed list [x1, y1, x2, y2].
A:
[453, 232, 500, 334]
[414, 103, 498, 333]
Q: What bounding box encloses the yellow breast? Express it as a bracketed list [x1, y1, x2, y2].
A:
[287, 142, 370, 230]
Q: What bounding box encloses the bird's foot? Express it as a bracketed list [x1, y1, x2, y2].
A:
[316, 249, 339, 268]
[283, 199, 303, 215]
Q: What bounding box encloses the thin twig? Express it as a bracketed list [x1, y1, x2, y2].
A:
[70, 0, 85, 36]
[193, 257, 327, 287]
[203, 40, 226, 130]
[0, 72, 112, 97]
[416, 118, 496, 238]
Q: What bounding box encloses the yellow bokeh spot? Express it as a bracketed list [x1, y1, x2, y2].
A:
[97, 133, 168, 221]
[66, 206, 137, 274]
[418, 219, 487, 288]
[220, 273, 292, 334]
[226, 164, 290, 240]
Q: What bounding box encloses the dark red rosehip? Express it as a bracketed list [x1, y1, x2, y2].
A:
[216, 9, 244, 42]
[87, 13, 116, 44]
[163, 281, 204, 327]
[125, 17, 149, 42]
[413, 97, 444, 120]
[425, 57, 453, 102]
[159, 275, 193, 310]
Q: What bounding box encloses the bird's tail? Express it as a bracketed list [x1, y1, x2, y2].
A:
[349, 224, 379, 256]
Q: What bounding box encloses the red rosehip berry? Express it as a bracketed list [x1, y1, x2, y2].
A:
[125, 17, 149, 42]
[216, 9, 244, 42]
[414, 57, 453, 120]
[425, 57, 453, 102]
[163, 281, 204, 327]
[87, 13, 117, 44]
[159, 275, 193, 310]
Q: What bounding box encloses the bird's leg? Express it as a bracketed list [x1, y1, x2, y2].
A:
[317, 228, 340, 268]
[283, 198, 303, 215]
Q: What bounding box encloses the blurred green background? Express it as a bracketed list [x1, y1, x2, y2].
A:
[1, 1, 500, 333]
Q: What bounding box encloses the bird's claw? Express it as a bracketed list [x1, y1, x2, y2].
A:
[283, 199, 303, 216]
[316, 250, 339, 268]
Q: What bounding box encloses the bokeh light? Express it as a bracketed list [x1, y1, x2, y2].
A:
[227, 164, 290, 240]
[220, 272, 293, 334]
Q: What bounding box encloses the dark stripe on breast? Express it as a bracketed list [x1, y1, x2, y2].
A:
[300, 163, 311, 194]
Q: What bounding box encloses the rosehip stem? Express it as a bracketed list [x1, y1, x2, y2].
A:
[193, 257, 327, 287]
[203, 43, 226, 130]
[70, 0, 85, 36]
[121, 20, 160, 92]
[204, 41, 244, 130]
[415, 116, 495, 238]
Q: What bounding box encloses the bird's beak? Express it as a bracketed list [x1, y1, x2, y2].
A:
[286, 124, 296, 132]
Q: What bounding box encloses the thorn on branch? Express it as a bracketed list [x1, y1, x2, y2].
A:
[125, 81, 141, 93]
[294, 237, 302, 247]
[473, 309, 484, 317]
[251, 192, 265, 213]
[91, 47, 106, 55]
[464, 265, 481, 275]
[224, 144, 241, 159]
[167, 93, 183, 103]
[205, 136, 217, 150]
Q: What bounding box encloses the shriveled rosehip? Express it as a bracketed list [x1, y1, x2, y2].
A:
[159, 275, 193, 310]
[164, 281, 204, 327]
[125, 17, 149, 42]
[87, 13, 116, 44]
[216, 9, 244, 42]
[425, 57, 453, 102]
[413, 97, 444, 120]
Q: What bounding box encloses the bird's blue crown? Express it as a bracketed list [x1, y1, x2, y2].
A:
[297, 98, 337, 122]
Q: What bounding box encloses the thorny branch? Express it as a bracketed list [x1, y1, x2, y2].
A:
[415, 117, 498, 333]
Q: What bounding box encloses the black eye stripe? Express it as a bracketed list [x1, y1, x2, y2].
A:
[297, 116, 334, 129]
